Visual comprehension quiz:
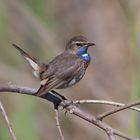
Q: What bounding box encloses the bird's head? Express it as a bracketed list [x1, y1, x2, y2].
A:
[65, 36, 95, 55]
[65, 36, 95, 62]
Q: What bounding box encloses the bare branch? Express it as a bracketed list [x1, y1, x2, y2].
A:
[97, 101, 140, 120]
[0, 83, 36, 95]
[106, 129, 116, 140]
[54, 109, 65, 140]
[74, 100, 140, 112]
[0, 101, 17, 140]
[0, 84, 139, 140]
[61, 100, 139, 140]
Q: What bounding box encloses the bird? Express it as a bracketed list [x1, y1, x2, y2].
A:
[13, 36, 95, 97]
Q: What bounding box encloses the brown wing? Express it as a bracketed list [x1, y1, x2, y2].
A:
[13, 44, 47, 78]
[36, 77, 66, 96]
[36, 64, 81, 96]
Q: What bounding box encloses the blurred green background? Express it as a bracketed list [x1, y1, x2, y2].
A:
[0, 0, 140, 140]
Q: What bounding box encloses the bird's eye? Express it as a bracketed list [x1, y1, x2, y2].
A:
[76, 43, 81, 46]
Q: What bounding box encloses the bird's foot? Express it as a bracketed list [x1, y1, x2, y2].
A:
[61, 100, 79, 115]
[62, 100, 74, 109]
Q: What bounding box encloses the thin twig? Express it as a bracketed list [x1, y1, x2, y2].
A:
[74, 100, 140, 112]
[0, 101, 17, 140]
[97, 101, 140, 120]
[54, 109, 65, 140]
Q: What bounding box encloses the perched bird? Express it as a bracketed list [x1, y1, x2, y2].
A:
[13, 36, 94, 96]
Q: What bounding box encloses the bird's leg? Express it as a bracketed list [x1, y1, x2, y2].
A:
[51, 90, 67, 100]
[40, 90, 67, 109]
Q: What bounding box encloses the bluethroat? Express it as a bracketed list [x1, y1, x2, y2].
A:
[13, 36, 94, 96]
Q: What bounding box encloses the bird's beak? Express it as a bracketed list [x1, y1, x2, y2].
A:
[86, 42, 95, 47]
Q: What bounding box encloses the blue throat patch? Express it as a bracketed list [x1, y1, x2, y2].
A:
[77, 47, 91, 63]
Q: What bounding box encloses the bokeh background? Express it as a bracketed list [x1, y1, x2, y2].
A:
[0, 0, 140, 140]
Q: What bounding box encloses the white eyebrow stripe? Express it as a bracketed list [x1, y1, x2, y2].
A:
[72, 41, 87, 44]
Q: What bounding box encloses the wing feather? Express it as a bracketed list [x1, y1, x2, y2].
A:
[36, 64, 82, 96]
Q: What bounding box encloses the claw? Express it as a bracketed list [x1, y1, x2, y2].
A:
[63, 100, 73, 109]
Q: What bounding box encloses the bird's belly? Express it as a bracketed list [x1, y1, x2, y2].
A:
[68, 78, 77, 87]
[57, 72, 85, 89]
[69, 73, 84, 86]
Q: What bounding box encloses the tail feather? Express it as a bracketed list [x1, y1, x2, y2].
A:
[13, 44, 47, 78]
